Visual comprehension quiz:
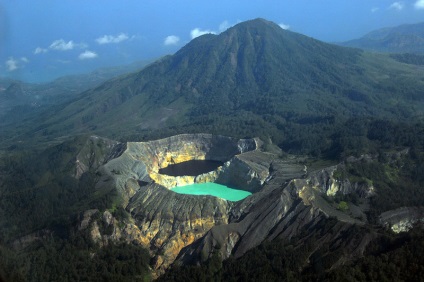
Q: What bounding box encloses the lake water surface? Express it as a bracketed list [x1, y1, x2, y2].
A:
[159, 160, 223, 176]
[172, 182, 251, 201]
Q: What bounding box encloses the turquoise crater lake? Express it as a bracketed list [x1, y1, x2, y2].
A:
[172, 182, 252, 201]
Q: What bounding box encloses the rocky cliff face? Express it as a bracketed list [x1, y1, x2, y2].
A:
[306, 164, 374, 198]
[127, 184, 231, 271]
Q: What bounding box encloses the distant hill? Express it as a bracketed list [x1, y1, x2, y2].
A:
[340, 22, 424, 54]
[0, 60, 153, 127]
[2, 19, 424, 149]
[0, 59, 153, 107]
[47, 59, 155, 94]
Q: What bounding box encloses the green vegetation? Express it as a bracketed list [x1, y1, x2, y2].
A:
[159, 219, 424, 282]
[320, 133, 424, 223]
[337, 201, 349, 211]
[0, 137, 119, 241]
[391, 53, 424, 65]
[0, 233, 151, 282]
[330, 149, 424, 222]
[325, 227, 424, 281]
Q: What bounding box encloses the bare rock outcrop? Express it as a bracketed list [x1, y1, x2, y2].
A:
[307, 165, 374, 198]
[380, 207, 424, 233]
[127, 184, 232, 272]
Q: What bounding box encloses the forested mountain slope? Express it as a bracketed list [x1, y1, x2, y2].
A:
[3, 18, 423, 150]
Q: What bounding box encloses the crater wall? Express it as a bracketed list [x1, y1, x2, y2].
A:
[92, 133, 270, 274]
[100, 134, 266, 202]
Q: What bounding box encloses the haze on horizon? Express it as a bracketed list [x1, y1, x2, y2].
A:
[1, 0, 424, 83]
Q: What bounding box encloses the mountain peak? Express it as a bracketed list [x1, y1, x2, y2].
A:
[16, 19, 424, 142]
[224, 17, 286, 35]
[238, 17, 279, 27]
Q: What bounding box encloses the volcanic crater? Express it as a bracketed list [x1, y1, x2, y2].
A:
[102, 134, 271, 200]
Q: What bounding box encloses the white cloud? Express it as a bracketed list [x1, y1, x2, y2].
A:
[164, 35, 180, 46]
[35, 39, 85, 55]
[5, 57, 18, 71]
[78, 50, 98, 60]
[389, 2, 404, 10]
[189, 21, 237, 40]
[219, 20, 231, 32]
[5, 57, 29, 71]
[190, 28, 216, 39]
[279, 23, 290, 30]
[96, 33, 129, 44]
[34, 47, 48, 54]
[371, 7, 380, 13]
[415, 0, 424, 9]
[49, 39, 75, 51]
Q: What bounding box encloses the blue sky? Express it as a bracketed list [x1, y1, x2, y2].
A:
[1, 0, 424, 82]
